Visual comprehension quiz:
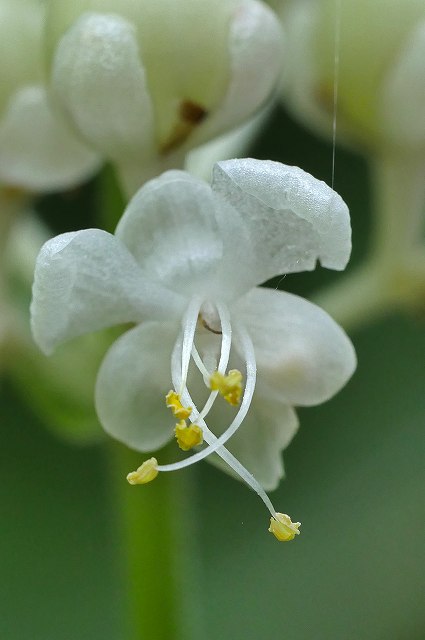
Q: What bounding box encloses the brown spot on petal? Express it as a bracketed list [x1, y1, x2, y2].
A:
[160, 100, 208, 155]
[180, 100, 207, 125]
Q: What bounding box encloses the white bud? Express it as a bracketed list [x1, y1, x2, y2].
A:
[46, 0, 283, 194]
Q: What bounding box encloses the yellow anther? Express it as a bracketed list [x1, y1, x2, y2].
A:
[268, 513, 301, 542]
[209, 369, 243, 406]
[174, 420, 203, 451]
[166, 390, 192, 420]
[126, 458, 159, 485]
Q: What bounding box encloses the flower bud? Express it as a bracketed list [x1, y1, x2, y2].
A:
[45, 0, 283, 194]
[0, 0, 100, 192]
[281, 0, 425, 151]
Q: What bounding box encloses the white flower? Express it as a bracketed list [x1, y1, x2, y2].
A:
[280, 0, 425, 150]
[31, 158, 356, 539]
[46, 0, 283, 194]
[0, 0, 100, 192]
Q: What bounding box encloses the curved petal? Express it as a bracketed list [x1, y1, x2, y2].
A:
[95, 321, 178, 452]
[115, 170, 254, 301]
[280, 1, 335, 140]
[381, 21, 425, 146]
[212, 158, 352, 281]
[190, 0, 283, 147]
[0, 85, 100, 192]
[51, 12, 155, 165]
[233, 287, 356, 406]
[31, 229, 180, 354]
[206, 393, 298, 491]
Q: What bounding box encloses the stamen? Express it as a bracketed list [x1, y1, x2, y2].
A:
[268, 513, 301, 542]
[210, 369, 243, 405]
[160, 301, 298, 536]
[165, 390, 192, 420]
[126, 457, 158, 485]
[174, 420, 203, 451]
[191, 345, 211, 383]
[160, 323, 255, 473]
[168, 317, 280, 519]
[179, 297, 203, 395]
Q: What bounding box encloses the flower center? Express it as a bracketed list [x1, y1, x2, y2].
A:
[126, 296, 301, 542]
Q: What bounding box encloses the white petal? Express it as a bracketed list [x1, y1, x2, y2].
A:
[280, 1, 336, 141]
[31, 229, 179, 354]
[95, 321, 177, 452]
[191, 0, 283, 146]
[0, 85, 100, 191]
[212, 158, 351, 281]
[233, 287, 356, 406]
[115, 170, 254, 301]
[51, 12, 155, 165]
[381, 21, 425, 146]
[207, 393, 298, 491]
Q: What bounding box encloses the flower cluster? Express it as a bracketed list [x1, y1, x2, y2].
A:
[45, 0, 283, 194]
[31, 158, 356, 540]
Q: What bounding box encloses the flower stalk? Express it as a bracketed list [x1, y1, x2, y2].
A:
[108, 442, 203, 640]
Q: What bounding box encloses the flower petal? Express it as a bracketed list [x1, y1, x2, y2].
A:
[51, 12, 155, 165]
[31, 229, 179, 354]
[0, 85, 100, 191]
[233, 287, 356, 406]
[190, 0, 283, 147]
[280, 1, 336, 141]
[207, 393, 298, 491]
[115, 170, 254, 301]
[212, 158, 351, 281]
[95, 321, 177, 452]
[381, 21, 425, 146]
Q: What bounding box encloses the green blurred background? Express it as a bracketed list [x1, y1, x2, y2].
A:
[1, 105, 424, 639]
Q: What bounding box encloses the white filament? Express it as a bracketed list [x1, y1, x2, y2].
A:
[179, 296, 203, 395]
[160, 324, 256, 470]
[163, 299, 276, 517]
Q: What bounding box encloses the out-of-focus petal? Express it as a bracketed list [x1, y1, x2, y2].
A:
[381, 21, 425, 146]
[191, 0, 283, 147]
[0, 85, 100, 191]
[51, 12, 155, 165]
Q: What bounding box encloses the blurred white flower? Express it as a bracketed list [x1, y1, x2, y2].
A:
[45, 0, 283, 194]
[280, 0, 425, 150]
[0, 0, 100, 193]
[276, 0, 425, 328]
[31, 158, 356, 538]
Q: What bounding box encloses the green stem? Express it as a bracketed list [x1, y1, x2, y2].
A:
[107, 443, 204, 640]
